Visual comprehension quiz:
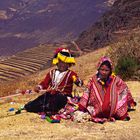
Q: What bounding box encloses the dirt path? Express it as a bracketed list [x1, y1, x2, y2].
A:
[0, 81, 140, 140]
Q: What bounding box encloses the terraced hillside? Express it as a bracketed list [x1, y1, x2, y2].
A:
[0, 42, 81, 82]
[0, 44, 59, 82]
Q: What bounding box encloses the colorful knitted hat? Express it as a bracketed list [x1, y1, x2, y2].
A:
[52, 48, 76, 65]
[97, 56, 113, 70]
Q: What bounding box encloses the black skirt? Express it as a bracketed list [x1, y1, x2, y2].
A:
[24, 92, 68, 114]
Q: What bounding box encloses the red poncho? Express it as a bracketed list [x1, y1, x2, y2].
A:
[79, 74, 136, 123]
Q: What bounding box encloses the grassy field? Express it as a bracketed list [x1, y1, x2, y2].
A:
[0, 46, 140, 140]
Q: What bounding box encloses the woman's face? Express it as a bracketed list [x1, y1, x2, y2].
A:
[57, 60, 70, 72]
[98, 64, 111, 80]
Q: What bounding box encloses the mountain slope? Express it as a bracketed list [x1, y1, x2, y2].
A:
[0, 0, 108, 56]
[76, 0, 140, 51]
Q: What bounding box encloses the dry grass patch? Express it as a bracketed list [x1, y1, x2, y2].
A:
[0, 81, 140, 140]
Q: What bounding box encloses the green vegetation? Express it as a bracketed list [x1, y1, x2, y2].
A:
[115, 56, 138, 80]
[107, 30, 140, 80]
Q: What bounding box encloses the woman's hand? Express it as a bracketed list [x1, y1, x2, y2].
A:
[34, 85, 42, 93]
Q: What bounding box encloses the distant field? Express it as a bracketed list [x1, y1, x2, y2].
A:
[0, 44, 60, 82]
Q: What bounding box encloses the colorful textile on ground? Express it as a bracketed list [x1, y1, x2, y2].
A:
[54, 96, 92, 123]
[56, 96, 80, 120]
[37, 96, 81, 122]
[45, 116, 60, 123]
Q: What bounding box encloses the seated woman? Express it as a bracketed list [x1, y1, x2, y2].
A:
[23, 48, 83, 115]
[78, 56, 136, 123]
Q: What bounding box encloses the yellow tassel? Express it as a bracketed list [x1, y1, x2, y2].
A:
[72, 75, 77, 82]
[111, 72, 116, 77]
[101, 81, 105, 85]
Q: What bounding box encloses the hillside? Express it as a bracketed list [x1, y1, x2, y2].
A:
[0, 42, 82, 83]
[0, 0, 139, 90]
[76, 0, 140, 51]
[0, 0, 108, 56]
[0, 44, 59, 82]
[0, 47, 140, 140]
[0, 0, 140, 139]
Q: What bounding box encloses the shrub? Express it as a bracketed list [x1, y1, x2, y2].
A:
[107, 30, 140, 80]
[115, 56, 138, 80]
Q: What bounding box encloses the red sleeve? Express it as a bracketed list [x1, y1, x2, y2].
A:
[39, 71, 52, 89]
